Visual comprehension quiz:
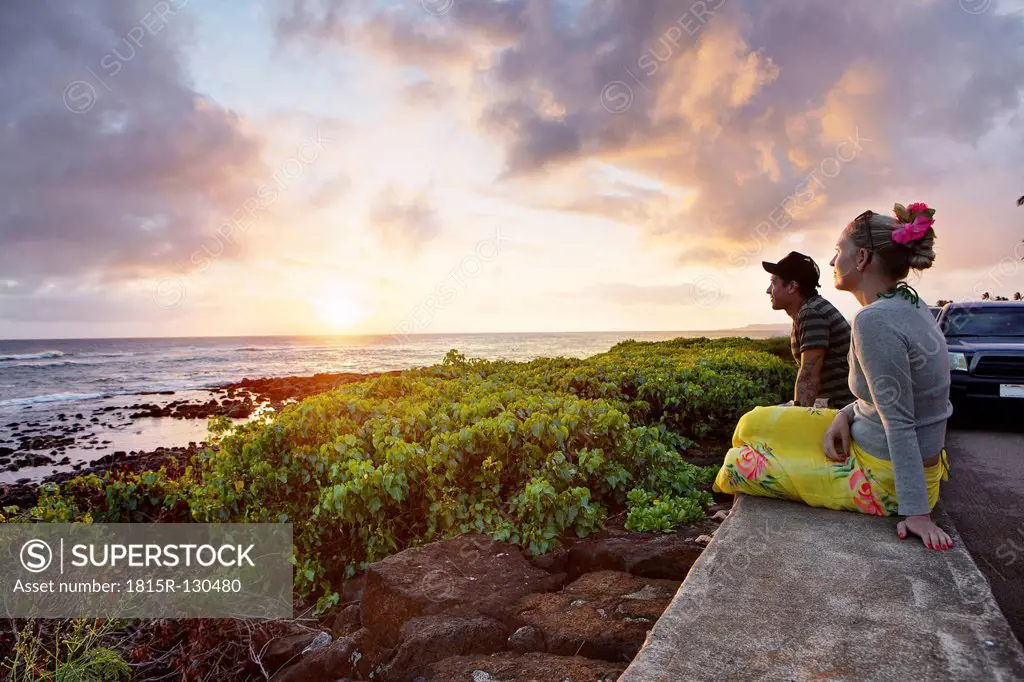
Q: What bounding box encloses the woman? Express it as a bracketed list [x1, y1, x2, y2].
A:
[714, 203, 954, 550]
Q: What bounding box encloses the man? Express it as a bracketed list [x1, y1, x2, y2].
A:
[763, 251, 854, 408]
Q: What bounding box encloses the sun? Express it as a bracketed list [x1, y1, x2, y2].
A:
[311, 294, 370, 330]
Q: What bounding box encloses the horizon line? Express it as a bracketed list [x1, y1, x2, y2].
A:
[0, 325, 794, 344]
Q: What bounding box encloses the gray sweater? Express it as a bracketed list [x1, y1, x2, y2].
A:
[839, 294, 953, 516]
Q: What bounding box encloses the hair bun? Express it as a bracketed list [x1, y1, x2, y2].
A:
[906, 236, 936, 271]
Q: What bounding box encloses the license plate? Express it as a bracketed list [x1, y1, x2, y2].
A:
[1000, 384, 1024, 398]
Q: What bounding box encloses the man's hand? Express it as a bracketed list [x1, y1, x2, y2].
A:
[822, 410, 851, 461]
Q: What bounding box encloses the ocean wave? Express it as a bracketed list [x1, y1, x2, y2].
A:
[77, 351, 137, 359]
[0, 359, 107, 370]
[7, 360, 93, 369]
[229, 346, 296, 353]
[0, 350, 66, 361]
[0, 381, 215, 410]
[0, 392, 107, 408]
[133, 382, 210, 394]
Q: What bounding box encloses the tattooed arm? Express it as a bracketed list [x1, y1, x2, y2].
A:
[794, 348, 826, 407]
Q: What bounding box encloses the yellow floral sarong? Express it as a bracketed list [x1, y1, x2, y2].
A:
[713, 406, 949, 516]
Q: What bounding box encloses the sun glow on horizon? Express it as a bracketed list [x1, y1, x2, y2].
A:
[311, 292, 372, 330]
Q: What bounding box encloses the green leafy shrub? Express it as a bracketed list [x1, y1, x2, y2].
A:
[4, 336, 793, 613]
[4, 466, 195, 525]
[624, 488, 712, 533]
[182, 336, 792, 607]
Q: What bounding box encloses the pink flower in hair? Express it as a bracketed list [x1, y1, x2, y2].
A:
[892, 215, 933, 244]
[907, 202, 929, 215]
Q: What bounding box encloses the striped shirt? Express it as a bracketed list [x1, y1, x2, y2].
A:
[790, 294, 854, 407]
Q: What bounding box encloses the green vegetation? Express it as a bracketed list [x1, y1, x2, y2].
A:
[4, 619, 130, 682]
[4, 337, 794, 613]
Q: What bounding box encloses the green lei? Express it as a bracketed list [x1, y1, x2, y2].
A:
[877, 281, 920, 307]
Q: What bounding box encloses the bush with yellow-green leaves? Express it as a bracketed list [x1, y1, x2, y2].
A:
[8, 337, 794, 612]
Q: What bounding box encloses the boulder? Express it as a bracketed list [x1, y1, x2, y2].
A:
[361, 534, 565, 646]
[272, 627, 392, 682]
[507, 625, 545, 653]
[566, 530, 704, 581]
[226, 404, 251, 418]
[261, 630, 323, 672]
[342, 574, 365, 604]
[329, 604, 362, 639]
[528, 547, 569, 574]
[421, 652, 626, 682]
[376, 615, 507, 682]
[302, 631, 333, 655]
[512, 570, 679, 662]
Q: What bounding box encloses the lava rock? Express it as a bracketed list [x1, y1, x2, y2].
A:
[508, 625, 546, 653]
[377, 615, 507, 682]
[272, 627, 392, 682]
[422, 652, 626, 682]
[566, 530, 704, 581]
[512, 570, 679, 662]
[330, 604, 362, 639]
[361, 534, 565, 647]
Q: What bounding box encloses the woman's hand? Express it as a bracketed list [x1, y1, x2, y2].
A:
[897, 515, 954, 550]
[822, 411, 851, 461]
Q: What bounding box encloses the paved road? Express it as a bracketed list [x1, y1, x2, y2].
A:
[942, 415, 1024, 645]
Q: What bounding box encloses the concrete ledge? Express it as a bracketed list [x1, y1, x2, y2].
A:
[620, 496, 1024, 681]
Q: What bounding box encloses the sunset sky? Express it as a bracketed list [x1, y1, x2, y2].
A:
[2, 0, 1024, 340]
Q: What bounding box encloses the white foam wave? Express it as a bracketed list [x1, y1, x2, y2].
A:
[0, 350, 66, 361]
[77, 351, 137, 359]
[0, 392, 107, 408]
[1, 360, 102, 370]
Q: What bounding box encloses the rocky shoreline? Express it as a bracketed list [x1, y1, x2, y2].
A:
[0, 368, 735, 681]
[0, 370, 397, 508]
[114, 511, 731, 681]
[0, 365, 730, 510]
[273, 516, 732, 681]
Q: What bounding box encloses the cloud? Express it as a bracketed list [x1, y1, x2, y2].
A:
[278, 0, 1024, 265]
[0, 285, 178, 324]
[402, 80, 449, 107]
[307, 173, 352, 209]
[277, 0, 529, 67]
[369, 185, 441, 251]
[0, 0, 266, 291]
[557, 281, 730, 308]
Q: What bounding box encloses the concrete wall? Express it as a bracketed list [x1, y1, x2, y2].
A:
[620, 496, 1024, 681]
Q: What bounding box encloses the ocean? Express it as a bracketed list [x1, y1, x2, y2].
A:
[0, 329, 788, 483]
[0, 330, 792, 409]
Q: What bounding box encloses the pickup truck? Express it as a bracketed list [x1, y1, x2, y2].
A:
[937, 301, 1024, 409]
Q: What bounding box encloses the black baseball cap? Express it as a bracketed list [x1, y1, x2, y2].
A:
[762, 251, 820, 291]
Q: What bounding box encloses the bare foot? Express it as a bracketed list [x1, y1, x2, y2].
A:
[897, 514, 954, 550]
